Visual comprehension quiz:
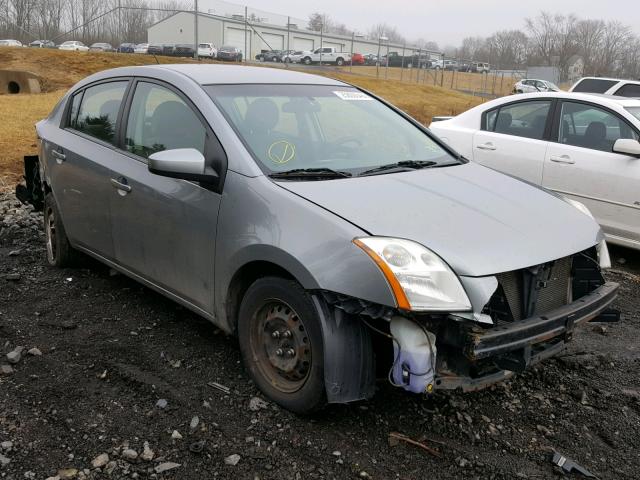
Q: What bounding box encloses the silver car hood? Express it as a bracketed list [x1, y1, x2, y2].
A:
[277, 162, 602, 277]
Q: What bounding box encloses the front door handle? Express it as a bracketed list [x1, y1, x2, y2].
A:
[476, 142, 496, 151]
[110, 178, 132, 194]
[51, 150, 66, 164]
[549, 155, 575, 164]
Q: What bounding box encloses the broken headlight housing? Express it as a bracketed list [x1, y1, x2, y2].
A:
[354, 237, 471, 312]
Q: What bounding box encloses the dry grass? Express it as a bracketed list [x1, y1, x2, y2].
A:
[0, 47, 483, 182]
[334, 65, 518, 97]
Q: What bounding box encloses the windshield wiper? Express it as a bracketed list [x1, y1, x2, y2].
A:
[359, 160, 438, 176]
[269, 168, 352, 179]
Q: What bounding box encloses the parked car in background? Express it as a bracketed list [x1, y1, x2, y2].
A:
[513, 79, 561, 94]
[363, 53, 378, 65]
[471, 62, 490, 73]
[350, 53, 365, 65]
[29, 40, 56, 48]
[174, 44, 195, 57]
[458, 62, 471, 72]
[134, 43, 149, 54]
[59, 41, 89, 51]
[570, 77, 640, 98]
[22, 64, 617, 414]
[0, 39, 23, 47]
[444, 60, 459, 70]
[89, 43, 115, 52]
[217, 45, 242, 61]
[198, 43, 217, 58]
[146, 43, 163, 55]
[117, 43, 136, 53]
[301, 47, 350, 66]
[430, 92, 640, 249]
[282, 51, 306, 63]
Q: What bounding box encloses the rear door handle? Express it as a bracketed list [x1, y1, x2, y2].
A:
[51, 150, 66, 163]
[476, 142, 496, 151]
[110, 178, 132, 194]
[549, 155, 575, 164]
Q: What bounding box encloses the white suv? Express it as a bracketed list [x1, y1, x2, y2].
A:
[570, 77, 640, 98]
[197, 43, 217, 58]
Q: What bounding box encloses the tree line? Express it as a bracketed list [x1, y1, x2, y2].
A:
[0, 0, 188, 45]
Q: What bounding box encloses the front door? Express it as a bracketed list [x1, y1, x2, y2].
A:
[543, 100, 640, 247]
[108, 80, 222, 313]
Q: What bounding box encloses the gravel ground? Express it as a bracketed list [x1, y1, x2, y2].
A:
[1, 189, 639, 480]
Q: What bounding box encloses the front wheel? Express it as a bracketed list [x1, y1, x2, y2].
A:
[238, 277, 326, 414]
[44, 193, 76, 267]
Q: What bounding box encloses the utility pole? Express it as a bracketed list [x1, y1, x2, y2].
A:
[193, 0, 198, 59]
[286, 16, 290, 52]
[117, 0, 121, 45]
[244, 6, 247, 63]
[320, 24, 323, 65]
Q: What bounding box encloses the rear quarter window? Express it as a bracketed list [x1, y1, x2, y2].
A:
[614, 83, 640, 98]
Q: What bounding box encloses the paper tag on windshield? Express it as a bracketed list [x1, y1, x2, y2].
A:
[333, 91, 372, 101]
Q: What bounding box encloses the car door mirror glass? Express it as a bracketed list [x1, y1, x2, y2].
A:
[148, 148, 218, 181]
[612, 138, 640, 157]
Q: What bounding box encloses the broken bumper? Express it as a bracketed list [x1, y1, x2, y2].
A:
[435, 281, 619, 391]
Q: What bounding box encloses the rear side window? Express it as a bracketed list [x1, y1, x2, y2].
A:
[71, 81, 128, 143]
[572, 78, 617, 93]
[614, 83, 640, 98]
[124, 82, 206, 158]
[484, 100, 552, 140]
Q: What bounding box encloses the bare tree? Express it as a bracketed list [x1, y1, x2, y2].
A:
[367, 22, 405, 44]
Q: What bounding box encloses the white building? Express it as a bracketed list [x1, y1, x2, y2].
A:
[148, 11, 419, 59]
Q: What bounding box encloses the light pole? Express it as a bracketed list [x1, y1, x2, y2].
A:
[376, 35, 387, 78]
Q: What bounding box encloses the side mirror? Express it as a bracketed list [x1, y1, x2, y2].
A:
[612, 139, 640, 157]
[148, 148, 219, 182]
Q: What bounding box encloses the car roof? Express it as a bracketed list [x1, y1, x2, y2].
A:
[79, 64, 349, 86]
[487, 91, 640, 108]
[575, 76, 640, 84]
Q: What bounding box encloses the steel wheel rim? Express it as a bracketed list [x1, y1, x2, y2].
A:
[45, 206, 56, 263]
[249, 299, 312, 393]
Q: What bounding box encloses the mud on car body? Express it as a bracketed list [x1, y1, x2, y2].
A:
[16, 64, 618, 414]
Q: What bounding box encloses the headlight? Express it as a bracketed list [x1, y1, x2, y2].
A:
[353, 237, 471, 312]
[563, 197, 594, 219]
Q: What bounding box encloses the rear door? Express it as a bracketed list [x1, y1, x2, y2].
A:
[472, 99, 554, 184]
[44, 79, 130, 259]
[543, 100, 640, 246]
[107, 79, 225, 313]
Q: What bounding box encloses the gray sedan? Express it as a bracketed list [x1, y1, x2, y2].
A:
[22, 65, 618, 413]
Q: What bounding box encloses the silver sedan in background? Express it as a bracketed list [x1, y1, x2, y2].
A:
[21, 65, 617, 413]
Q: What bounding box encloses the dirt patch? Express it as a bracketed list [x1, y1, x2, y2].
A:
[1, 189, 639, 479]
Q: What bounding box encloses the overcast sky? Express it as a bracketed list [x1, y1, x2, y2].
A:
[236, 0, 640, 46]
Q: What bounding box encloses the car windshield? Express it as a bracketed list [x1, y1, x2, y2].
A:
[626, 107, 640, 121]
[206, 84, 458, 176]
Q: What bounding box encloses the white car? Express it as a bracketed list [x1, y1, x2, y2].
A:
[59, 41, 89, 52]
[570, 77, 640, 98]
[134, 43, 149, 54]
[0, 39, 23, 47]
[513, 79, 560, 94]
[430, 92, 640, 250]
[300, 47, 350, 66]
[197, 42, 217, 58]
[283, 50, 306, 63]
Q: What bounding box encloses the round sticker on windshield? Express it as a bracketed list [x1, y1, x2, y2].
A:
[268, 140, 296, 164]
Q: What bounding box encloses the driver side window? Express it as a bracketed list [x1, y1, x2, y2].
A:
[125, 82, 206, 159]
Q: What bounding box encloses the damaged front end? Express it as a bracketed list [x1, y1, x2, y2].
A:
[399, 247, 618, 393]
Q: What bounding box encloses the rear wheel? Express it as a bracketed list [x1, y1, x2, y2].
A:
[238, 277, 326, 414]
[303, 57, 312, 65]
[44, 193, 76, 267]
[336, 57, 344, 66]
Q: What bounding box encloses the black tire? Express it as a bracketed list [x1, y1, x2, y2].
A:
[43, 192, 76, 267]
[336, 57, 344, 66]
[303, 57, 312, 65]
[238, 277, 326, 414]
